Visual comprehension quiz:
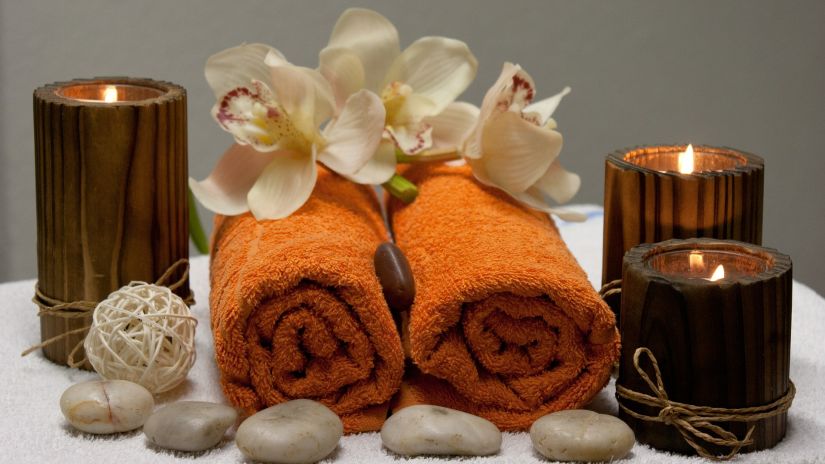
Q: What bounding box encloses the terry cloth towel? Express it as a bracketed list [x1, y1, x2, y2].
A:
[387, 164, 621, 430]
[209, 167, 404, 433]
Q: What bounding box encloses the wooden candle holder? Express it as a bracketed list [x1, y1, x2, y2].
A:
[617, 238, 792, 455]
[602, 145, 764, 315]
[33, 77, 189, 369]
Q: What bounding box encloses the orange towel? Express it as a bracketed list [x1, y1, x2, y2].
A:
[209, 167, 404, 433]
[387, 164, 620, 430]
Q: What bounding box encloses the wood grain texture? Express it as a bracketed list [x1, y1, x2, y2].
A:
[33, 77, 189, 368]
[617, 238, 792, 454]
[602, 145, 764, 314]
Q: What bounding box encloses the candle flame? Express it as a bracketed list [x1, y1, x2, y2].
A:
[709, 264, 725, 282]
[678, 144, 695, 174]
[103, 85, 118, 103]
[689, 251, 705, 272]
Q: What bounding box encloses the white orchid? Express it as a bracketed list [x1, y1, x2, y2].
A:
[319, 8, 479, 183]
[462, 63, 584, 221]
[189, 43, 386, 220]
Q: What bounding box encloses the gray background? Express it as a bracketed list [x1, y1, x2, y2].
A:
[1, 0, 823, 294]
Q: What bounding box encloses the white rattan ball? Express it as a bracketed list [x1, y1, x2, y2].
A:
[84, 282, 197, 394]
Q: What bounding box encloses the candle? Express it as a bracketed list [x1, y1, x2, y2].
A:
[617, 238, 792, 455]
[33, 77, 190, 368]
[602, 144, 764, 316]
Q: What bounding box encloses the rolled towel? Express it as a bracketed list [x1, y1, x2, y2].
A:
[209, 167, 404, 432]
[387, 164, 620, 430]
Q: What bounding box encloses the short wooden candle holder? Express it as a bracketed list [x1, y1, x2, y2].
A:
[33, 77, 190, 369]
[602, 145, 764, 315]
[617, 238, 792, 455]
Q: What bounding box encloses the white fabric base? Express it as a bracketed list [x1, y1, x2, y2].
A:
[3, 205, 824, 463]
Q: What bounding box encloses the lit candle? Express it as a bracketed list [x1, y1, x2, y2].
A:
[32, 77, 189, 368]
[102, 85, 118, 102]
[687, 250, 726, 281]
[619, 238, 792, 455]
[602, 144, 764, 316]
[677, 144, 694, 174]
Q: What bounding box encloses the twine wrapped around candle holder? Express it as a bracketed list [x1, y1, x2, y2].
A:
[22, 259, 195, 369]
[617, 347, 795, 461]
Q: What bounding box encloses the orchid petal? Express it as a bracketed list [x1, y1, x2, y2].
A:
[325, 8, 400, 92]
[319, 90, 386, 175]
[344, 140, 397, 184]
[188, 144, 276, 215]
[385, 122, 433, 155]
[263, 48, 290, 67]
[247, 150, 318, 220]
[479, 111, 562, 192]
[510, 187, 586, 221]
[468, 157, 583, 220]
[464, 63, 522, 159]
[532, 161, 581, 204]
[510, 188, 587, 221]
[205, 43, 282, 99]
[319, 47, 366, 111]
[269, 65, 335, 135]
[385, 91, 439, 127]
[384, 37, 478, 115]
[524, 86, 571, 126]
[424, 101, 479, 150]
[211, 81, 290, 152]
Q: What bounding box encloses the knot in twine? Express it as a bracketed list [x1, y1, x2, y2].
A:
[22, 259, 195, 369]
[616, 347, 796, 461]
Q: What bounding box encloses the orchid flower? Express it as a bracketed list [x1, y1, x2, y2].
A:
[189, 43, 386, 220]
[462, 63, 585, 221]
[319, 8, 479, 183]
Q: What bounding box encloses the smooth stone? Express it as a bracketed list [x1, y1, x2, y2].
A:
[235, 399, 343, 464]
[530, 409, 635, 462]
[374, 242, 415, 314]
[381, 405, 502, 456]
[60, 379, 154, 434]
[143, 401, 238, 452]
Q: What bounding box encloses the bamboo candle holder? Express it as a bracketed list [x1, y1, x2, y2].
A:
[602, 145, 764, 315]
[617, 238, 792, 456]
[33, 77, 189, 369]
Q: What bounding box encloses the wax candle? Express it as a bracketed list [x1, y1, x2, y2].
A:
[617, 238, 792, 456]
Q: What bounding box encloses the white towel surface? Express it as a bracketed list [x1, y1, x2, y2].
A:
[2, 205, 823, 463]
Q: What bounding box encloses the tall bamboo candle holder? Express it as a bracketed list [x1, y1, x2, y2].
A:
[33, 77, 189, 368]
[602, 145, 764, 314]
[617, 238, 792, 457]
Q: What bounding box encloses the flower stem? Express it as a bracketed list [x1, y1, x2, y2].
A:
[396, 148, 461, 164]
[382, 174, 419, 204]
[188, 188, 209, 254]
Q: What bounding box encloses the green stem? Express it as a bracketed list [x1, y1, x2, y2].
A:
[382, 174, 419, 204]
[188, 188, 209, 254]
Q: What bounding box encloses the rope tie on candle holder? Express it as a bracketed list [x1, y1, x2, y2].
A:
[599, 279, 622, 299]
[616, 347, 795, 461]
[21, 259, 195, 366]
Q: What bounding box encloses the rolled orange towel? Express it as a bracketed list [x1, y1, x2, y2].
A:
[209, 167, 404, 433]
[388, 164, 620, 430]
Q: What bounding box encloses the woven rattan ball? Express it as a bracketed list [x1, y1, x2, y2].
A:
[84, 283, 197, 394]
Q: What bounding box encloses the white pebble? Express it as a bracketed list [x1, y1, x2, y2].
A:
[381, 405, 502, 456]
[60, 380, 154, 434]
[530, 409, 635, 462]
[235, 399, 343, 463]
[143, 401, 238, 452]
